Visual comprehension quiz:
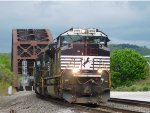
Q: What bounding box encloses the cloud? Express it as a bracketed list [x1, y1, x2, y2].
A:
[33, 1, 149, 26]
[0, 1, 150, 52]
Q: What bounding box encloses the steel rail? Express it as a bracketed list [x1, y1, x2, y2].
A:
[109, 98, 150, 108]
[74, 104, 143, 113]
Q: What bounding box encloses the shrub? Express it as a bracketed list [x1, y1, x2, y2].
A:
[111, 48, 150, 88]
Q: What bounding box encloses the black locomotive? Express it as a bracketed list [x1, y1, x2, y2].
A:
[34, 28, 110, 104]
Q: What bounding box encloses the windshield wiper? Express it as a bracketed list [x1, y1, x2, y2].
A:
[74, 33, 83, 42]
[67, 33, 73, 40]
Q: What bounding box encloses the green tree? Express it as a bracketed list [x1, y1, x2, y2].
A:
[0, 53, 11, 69]
[108, 44, 150, 55]
[0, 53, 14, 94]
[111, 48, 149, 88]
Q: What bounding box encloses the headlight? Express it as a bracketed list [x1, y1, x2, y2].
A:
[97, 69, 103, 74]
[72, 68, 80, 74]
[81, 29, 86, 34]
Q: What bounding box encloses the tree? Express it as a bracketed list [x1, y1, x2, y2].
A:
[111, 48, 149, 88]
[108, 44, 150, 55]
[0, 53, 13, 86]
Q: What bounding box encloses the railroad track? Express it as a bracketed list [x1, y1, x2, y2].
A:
[37, 94, 146, 113]
[74, 104, 143, 113]
[109, 98, 150, 108]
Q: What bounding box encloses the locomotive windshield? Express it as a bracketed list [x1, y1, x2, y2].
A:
[61, 35, 106, 44]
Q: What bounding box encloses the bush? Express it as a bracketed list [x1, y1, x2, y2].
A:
[143, 86, 149, 91]
[111, 48, 149, 88]
[0, 53, 14, 94]
[130, 85, 136, 91]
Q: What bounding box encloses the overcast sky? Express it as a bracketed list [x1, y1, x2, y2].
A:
[0, 1, 150, 52]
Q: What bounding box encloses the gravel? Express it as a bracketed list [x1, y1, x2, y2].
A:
[0, 91, 83, 113]
[105, 102, 150, 113]
[1, 91, 150, 113]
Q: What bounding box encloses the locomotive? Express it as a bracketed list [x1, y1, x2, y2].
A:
[34, 28, 110, 104]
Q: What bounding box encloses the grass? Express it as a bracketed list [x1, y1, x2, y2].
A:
[0, 81, 16, 96]
[113, 74, 150, 91]
[113, 83, 150, 91]
[0, 82, 10, 96]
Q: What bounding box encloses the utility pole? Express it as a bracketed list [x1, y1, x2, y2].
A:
[22, 60, 27, 91]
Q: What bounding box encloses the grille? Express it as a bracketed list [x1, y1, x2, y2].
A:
[61, 55, 110, 71]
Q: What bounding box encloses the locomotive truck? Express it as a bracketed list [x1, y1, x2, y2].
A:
[34, 28, 110, 104]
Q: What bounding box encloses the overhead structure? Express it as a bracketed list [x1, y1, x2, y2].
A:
[12, 29, 53, 88]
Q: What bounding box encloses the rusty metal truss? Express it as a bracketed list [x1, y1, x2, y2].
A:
[12, 29, 53, 88]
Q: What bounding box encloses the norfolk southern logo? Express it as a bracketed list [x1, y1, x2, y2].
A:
[82, 57, 90, 67]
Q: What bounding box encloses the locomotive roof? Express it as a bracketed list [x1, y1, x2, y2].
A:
[57, 28, 110, 42]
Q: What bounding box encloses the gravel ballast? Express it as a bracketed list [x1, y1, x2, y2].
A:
[1, 91, 150, 113]
[0, 91, 81, 113]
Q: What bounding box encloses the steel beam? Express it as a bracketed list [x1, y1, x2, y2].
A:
[12, 29, 53, 88]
